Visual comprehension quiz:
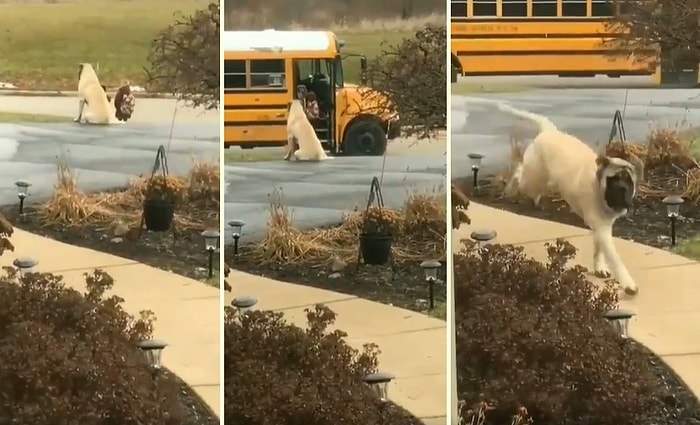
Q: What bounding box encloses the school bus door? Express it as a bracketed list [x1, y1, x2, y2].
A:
[293, 57, 338, 153]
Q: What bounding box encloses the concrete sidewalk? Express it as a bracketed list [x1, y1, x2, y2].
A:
[457, 202, 700, 397]
[1, 228, 221, 416]
[227, 271, 447, 423]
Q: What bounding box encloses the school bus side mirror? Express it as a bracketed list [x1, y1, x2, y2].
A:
[360, 55, 368, 85]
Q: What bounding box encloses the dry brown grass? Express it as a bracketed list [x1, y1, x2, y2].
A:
[252, 188, 446, 266]
[37, 158, 219, 228]
[605, 123, 700, 203]
[607, 123, 698, 172]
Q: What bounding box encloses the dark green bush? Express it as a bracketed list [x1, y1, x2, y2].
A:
[454, 239, 660, 425]
[0, 267, 185, 425]
[224, 304, 423, 425]
[0, 212, 183, 424]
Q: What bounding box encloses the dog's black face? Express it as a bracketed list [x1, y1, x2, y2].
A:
[604, 170, 635, 211]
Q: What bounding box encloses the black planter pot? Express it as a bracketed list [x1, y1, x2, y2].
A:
[359, 233, 393, 265]
[143, 199, 175, 232]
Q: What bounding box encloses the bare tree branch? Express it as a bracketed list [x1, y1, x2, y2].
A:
[608, 0, 700, 67]
[145, 2, 220, 110]
[360, 25, 446, 139]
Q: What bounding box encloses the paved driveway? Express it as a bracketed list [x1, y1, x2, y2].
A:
[451, 87, 700, 177]
[224, 150, 446, 244]
[0, 97, 218, 206]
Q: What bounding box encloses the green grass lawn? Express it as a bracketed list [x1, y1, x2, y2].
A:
[0, 111, 67, 123]
[336, 30, 414, 84]
[0, 0, 208, 90]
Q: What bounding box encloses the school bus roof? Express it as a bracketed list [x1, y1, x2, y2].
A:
[223, 30, 338, 55]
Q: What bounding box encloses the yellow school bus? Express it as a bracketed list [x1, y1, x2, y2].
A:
[450, 0, 699, 86]
[223, 30, 400, 156]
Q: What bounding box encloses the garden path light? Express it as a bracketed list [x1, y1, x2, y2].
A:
[232, 296, 257, 314]
[13, 257, 38, 276]
[137, 338, 168, 379]
[470, 229, 497, 249]
[15, 180, 31, 215]
[228, 219, 246, 255]
[603, 308, 635, 339]
[468, 153, 484, 188]
[201, 229, 220, 278]
[662, 195, 684, 246]
[363, 371, 395, 403]
[420, 259, 441, 310]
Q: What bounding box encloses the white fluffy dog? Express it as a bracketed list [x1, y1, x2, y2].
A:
[498, 102, 642, 295]
[75, 63, 118, 125]
[283, 100, 332, 161]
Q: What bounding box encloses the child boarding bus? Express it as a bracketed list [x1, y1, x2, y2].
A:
[223, 30, 401, 156]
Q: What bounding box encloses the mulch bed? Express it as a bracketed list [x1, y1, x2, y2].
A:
[454, 172, 700, 250]
[227, 245, 447, 315]
[636, 340, 700, 425]
[162, 369, 218, 425]
[1, 203, 220, 284]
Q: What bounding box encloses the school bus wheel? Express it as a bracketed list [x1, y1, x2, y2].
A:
[342, 119, 387, 156]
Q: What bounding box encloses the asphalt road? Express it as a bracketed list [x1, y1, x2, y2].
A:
[223, 150, 446, 245]
[0, 98, 218, 206]
[451, 85, 700, 178]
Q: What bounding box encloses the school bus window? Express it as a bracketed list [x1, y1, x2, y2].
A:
[562, 0, 588, 16]
[451, 0, 467, 17]
[617, 0, 636, 16]
[223, 59, 246, 90]
[472, 0, 497, 16]
[532, 0, 558, 16]
[591, 0, 613, 16]
[250, 59, 286, 89]
[502, 0, 527, 17]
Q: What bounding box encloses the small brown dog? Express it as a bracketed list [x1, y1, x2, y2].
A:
[114, 81, 135, 122]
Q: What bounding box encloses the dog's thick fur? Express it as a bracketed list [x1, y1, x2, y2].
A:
[498, 102, 642, 295]
[75, 63, 118, 125]
[283, 100, 332, 161]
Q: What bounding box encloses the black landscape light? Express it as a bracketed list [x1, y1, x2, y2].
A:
[363, 371, 395, 403]
[470, 229, 497, 249]
[662, 195, 684, 246]
[420, 260, 441, 310]
[232, 296, 257, 314]
[603, 308, 635, 339]
[137, 339, 168, 379]
[15, 180, 31, 215]
[201, 229, 220, 278]
[13, 257, 38, 276]
[228, 219, 246, 255]
[467, 153, 484, 188]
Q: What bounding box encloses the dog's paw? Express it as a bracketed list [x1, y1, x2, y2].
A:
[594, 266, 611, 278]
[623, 285, 639, 296]
[73, 117, 81, 123]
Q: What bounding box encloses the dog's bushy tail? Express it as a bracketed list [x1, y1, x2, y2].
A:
[497, 102, 557, 133]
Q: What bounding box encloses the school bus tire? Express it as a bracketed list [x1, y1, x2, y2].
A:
[343, 119, 387, 156]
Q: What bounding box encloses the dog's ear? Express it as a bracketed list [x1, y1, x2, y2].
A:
[595, 154, 610, 168]
[627, 154, 645, 182]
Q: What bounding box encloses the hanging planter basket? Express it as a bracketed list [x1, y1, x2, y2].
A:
[141, 145, 176, 233]
[359, 233, 393, 265]
[143, 198, 175, 231]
